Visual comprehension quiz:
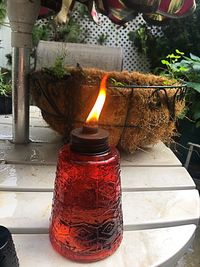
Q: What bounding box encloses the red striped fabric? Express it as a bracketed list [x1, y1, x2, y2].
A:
[158, 0, 196, 17]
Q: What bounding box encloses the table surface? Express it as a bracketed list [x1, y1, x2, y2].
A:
[0, 107, 199, 267]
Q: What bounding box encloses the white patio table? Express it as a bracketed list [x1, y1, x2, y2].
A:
[0, 107, 199, 267]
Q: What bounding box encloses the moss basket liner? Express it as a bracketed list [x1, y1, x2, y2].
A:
[30, 67, 185, 153]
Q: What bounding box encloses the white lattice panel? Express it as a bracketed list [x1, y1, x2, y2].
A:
[0, 11, 151, 72]
[0, 17, 12, 69]
[35, 5, 152, 73]
[74, 11, 150, 72]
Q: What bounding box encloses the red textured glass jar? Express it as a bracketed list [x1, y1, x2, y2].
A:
[49, 127, 123, 262]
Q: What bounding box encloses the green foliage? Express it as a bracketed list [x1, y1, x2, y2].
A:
[97, 33, 109, 45]
[32, 3, 89, 46]
[110, 78, 128, 87]
[129, 25, 158, 68]
[46, 55, 69, 79]
[159, 50, 188, 79]
[32, 23, 52, 47]
[75, 3, 90, 19]
[31, 3, 89, 70]
[0, 70, 12, 96]
[128, 27, 151, 55]
[131, 2, 200, 128]
[160, 51, 200, 127]
[0, 0, 6, 26]
[0, 2, 11, 92]
[53, 17, 87, 43]
[132, 2, 200, 70]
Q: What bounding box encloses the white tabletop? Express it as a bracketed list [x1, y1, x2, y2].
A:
[0, 107, 199, 267]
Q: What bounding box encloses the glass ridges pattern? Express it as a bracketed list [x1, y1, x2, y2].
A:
[49, 144, 123, 262]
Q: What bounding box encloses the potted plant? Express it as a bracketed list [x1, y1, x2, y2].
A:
[0, 70, 12, 114]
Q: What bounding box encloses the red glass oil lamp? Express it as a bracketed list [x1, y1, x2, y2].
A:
[49, 75, 123, 262]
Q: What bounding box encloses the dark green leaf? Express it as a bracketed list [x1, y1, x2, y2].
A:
[196, 121, 200, 128]
[192, 64, 200, 72]
[187, 82, 200, 93]
[190, 53, 200, 62]
[194, 110, 200, 120]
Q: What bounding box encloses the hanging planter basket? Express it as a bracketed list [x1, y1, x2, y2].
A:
[30, 67, 186, 153]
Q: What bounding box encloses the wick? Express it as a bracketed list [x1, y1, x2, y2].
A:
[82, 124, 98, 134]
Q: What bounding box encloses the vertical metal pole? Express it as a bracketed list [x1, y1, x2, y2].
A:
[12, 48, 30, 143]
[184, 142, 200, 170]
[7, 0, 40, 144]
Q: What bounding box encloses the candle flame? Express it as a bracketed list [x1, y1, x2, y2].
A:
[86, 74, 108, 124]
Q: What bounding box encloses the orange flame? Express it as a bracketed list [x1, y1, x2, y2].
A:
[86, 74, 108, 125]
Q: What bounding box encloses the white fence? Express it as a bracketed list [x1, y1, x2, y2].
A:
[0, 13, 150, 72]
[75, 12, 150, 72]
